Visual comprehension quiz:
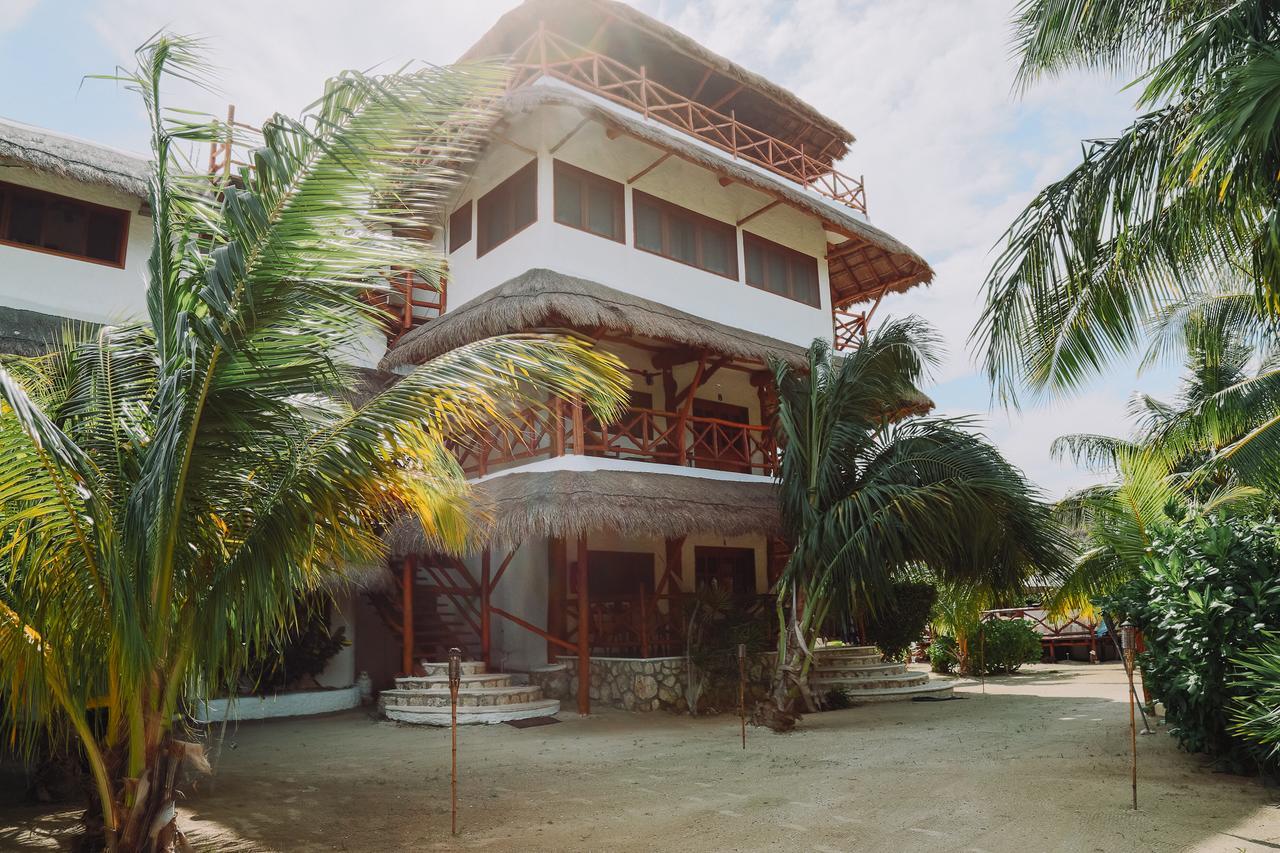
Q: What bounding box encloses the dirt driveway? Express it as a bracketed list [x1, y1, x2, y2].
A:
[3, 663, 1278, 852]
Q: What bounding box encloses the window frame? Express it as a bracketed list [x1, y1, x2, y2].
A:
[476, 160, 538, 258]
[448, 200, 472, 253]
[0, 180, 130, 268]
[631, 189, 739, 280]
[552, 159, 625, 243]
[742, 231, 822, 308]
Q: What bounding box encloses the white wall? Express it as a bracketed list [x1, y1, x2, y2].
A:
[443, 104, 835, 350]
[0, 167, 151, 325]
[315, 589, 357, 689]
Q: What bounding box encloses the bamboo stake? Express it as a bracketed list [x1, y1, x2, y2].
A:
[448, 648, 462, 835]
[1120, 623, 1138, 810]
[738, 643, 747, 749]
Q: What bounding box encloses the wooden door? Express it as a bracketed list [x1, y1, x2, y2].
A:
[694, 546, 757, 594]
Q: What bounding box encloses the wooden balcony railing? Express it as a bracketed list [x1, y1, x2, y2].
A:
[832, 307, 868, 352]
[567, 591, 777, 657]
[456, 403, 779, 477]
[364, 269, 445, 342]
[508, 26, 868, 215]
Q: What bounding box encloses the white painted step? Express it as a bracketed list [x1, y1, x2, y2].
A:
[829, 682, 954, 703]
[384, 698, 561, 725]
[811, 671, 931, 691]
[395, 673, 514, 690]
[420, 660, 486, 676]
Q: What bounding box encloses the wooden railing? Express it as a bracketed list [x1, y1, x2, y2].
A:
[832, 307, 867, 352]
[363, 269, 446, 341]
[456, 403, 778, 477]
[507, 26, 867, 214]
[568, 592, 777, 658]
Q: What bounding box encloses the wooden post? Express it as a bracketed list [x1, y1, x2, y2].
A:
[675, 358, 707, 467]
[548, 537, 568, 663]
[571, 401, 585, 455]
[551, 397, 565, 458]
[448, 648, 462, 835]
[662, 536, 684, 595]
[480, 548, 492, 667]
[738, 643, 747, 749]
[576, 535, 590, 715]
[401, 556, 415, 676]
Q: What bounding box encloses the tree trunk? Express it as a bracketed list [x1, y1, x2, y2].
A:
[79, 736, 202, 852]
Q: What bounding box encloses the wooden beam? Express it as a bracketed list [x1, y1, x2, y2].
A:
[708, 83, 744, 110]
[492, 605, 576, 652]
[661, 536, 685, 594]
[605, 127, 622, 140]
[627, 151, 672, 184]
[493, 133, 537, 157]
[401, 556, 415, 676]
[576, 536, 591, 715]
[490, 546, 519, 591]
[737, 199, 781, 227]
[689, 67, 714, 101]
[718, 176, 734, 187]
[549, 116, 591, 154]
[651, 346, 702, 369]
[675, 356, 707, 465]
[671, 358, 727, 409]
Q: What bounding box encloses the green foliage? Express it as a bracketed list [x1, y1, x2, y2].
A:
[864, 581, 937, 661]
[682, 587, 770, 715]
[1100, 514, 1280, 775]
[823, 688, 854, 710]
[927, 635, 959, 674]
[241, 598, 347, 693]
[768, 323, 1071, 710]
[1231, 637, 1280, 765]
[972, 619, 1042, 675]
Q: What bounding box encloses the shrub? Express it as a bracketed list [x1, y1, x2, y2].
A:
[1100, 514, 1280, 776]
[928, 635, 959, 674]
[1231, 637, 1280, 766]
[972, 619, 1041, 675]
[824, 688, 854, 710]
[241, 597, 347, 693]
[865, 581, 938, 660]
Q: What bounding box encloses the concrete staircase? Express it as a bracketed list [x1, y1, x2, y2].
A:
[380, 660, 560, 725]
[810, 645, 953, 703]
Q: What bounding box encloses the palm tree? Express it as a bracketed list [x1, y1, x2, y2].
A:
[1048, 308, 1270, 611]
[973, 0, 1280, 403]
[0, 36, 626, 851]
[769, 318, 1070, 711]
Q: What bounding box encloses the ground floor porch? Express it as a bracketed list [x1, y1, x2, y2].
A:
[5, 664, 1274, 852]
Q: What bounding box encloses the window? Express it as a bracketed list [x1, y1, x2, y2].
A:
[554, 160, 624, 242]
[477, 160, 537, 256]
[0, 180, 129, 267]
[632, 190, 737, 279]
[743, 232, 820, 307]
[448, 201, 472, 253]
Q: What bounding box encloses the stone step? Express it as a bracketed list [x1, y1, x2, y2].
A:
[814, 645, 879, 657]
[395, 673, 514, 690]
[385, 698, 561, 726]
[381, 686, 544, 708]
[811, 662, 907, 678]
[811, 654, 883, 668]
[822, 682, 954, 704]
[811, 671, 931, 691]
[419, 660, 486, 676]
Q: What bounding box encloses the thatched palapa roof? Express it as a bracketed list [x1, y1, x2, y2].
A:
[463, 0, 853, 166]
[499, 87, 932, 304]
[382, 268, 809, 370]
[387, 468, 780, 554]
[0, 117, 150, 199]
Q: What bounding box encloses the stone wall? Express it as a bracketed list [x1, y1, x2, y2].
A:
[531, 654, 775, 714]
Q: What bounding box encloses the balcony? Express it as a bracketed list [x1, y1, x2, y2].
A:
[457, 401, 778, 478]
[507, 26, 868, 214]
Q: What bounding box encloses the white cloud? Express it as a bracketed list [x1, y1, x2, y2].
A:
[1, 0, 40, 34]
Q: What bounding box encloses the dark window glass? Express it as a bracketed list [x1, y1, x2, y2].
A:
[476, 160, 537, 257]
[553, 160, 623, 242]
[631, 190, 738, 279]
[448, 201, 472, 253]
[0, 181, 127, 266]
[743, 232, 821, 307]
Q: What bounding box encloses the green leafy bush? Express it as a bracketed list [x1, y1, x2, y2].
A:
[973, 619, 1041, 675]
[824, 688, 854, 709]
[1231, 637, 1280, 766]
[242, 597, 347, 693]
[928, 635, 959, 673]
[1100, 515, 1280, 776]
[865, 581, 938, 660]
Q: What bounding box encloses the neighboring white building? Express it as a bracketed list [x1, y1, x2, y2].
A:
[376, 0, 934, 717]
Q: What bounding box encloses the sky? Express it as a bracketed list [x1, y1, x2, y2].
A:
[0, 0, 1178, 498]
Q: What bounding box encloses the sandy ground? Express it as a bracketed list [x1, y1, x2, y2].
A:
[2, 663, 1278, 852]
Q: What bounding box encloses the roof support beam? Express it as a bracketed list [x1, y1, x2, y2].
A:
[708, 83, 744, 110]
[737, 199, 781, 226]
[549, 117, 591, 154]
[628, 151, 672, 184]
[651, 346, 703, 369]
[690, 67, 714, 101]
[493, 133, 537, 157]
